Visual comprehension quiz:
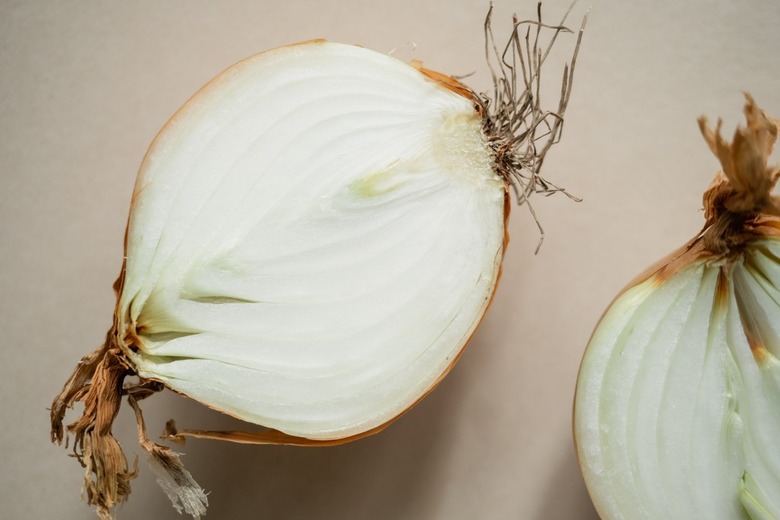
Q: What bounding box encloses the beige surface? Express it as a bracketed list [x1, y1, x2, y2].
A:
[1, 1, 778, 519]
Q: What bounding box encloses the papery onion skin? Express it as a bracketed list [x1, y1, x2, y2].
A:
[574, 96, 780, 520]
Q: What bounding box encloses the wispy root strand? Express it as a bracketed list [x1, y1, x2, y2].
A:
[478, 2, 587, 252]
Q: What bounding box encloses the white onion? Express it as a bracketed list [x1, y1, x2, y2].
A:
[123, 40, 508, 440]
[574, 96, 780, 520]
[51, 9, 584, 519]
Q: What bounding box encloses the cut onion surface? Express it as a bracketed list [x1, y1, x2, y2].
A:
[124, 40, 508, 440]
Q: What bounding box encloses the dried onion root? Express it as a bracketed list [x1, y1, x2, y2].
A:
[574, 96, 780, 520]
[50, 5, 585, 519]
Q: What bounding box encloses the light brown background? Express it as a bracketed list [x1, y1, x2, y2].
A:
[2, 1, 779, 519]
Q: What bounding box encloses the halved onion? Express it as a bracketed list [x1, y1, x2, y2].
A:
[51, 9, 584, 519]
[125, 40, 509, 441]
[574, 96, 780, 520]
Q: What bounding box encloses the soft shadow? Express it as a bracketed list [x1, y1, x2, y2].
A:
[117, 372, 469, 520]
[535, 438, 601, 520]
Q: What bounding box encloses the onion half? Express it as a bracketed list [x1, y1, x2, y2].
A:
[51, 8, 585, 519]
[574, 97, 780, 520]
[125, 40, 510, 441]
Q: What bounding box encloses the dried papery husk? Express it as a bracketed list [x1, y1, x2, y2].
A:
[51, 7, 585, 519]
[574, 96, 780, 520]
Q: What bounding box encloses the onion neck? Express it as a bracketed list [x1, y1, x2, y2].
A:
[50, 266, 145, 519]
[49, 322, 136, 519]
[698, 94, 780, 256]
